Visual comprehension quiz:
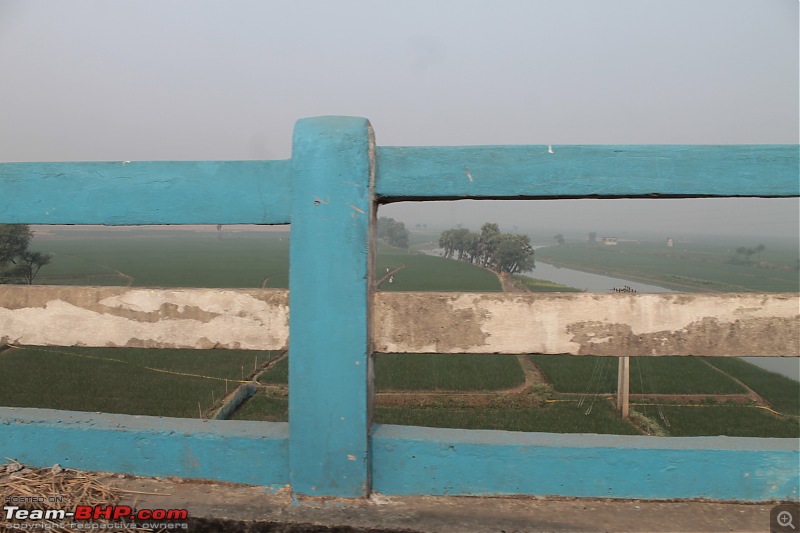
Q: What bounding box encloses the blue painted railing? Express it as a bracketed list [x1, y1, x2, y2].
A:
[1, 117, 798, 501]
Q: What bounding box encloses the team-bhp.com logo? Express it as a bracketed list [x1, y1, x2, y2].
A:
[4, 504, 188, 530]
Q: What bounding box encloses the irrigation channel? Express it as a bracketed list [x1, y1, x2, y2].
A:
[521, 261, 799, 381]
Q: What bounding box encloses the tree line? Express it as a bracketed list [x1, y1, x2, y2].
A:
[729, 244, 766, 266]
[0, 225, 51, 284]
[439, 223, 534, 275]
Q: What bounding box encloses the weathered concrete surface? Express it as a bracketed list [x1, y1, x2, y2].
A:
[114, 475, 779, 533]
[0, 286, 289, 350]
[374, 292, 800, 356]
[5, 288, 797, 357]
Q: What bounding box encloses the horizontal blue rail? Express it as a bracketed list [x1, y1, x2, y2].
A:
[376, 145, 799, 200]
[372, 425, 798, 500]
[1, 145, 796, 225]
[0, 408, 289, 489]
[0, 160, 292, 225]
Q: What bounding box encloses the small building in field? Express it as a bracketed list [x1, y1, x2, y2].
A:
[602, 237, 618, 246]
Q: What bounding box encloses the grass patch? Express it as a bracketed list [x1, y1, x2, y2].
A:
[375, 353, 524, 391]
[258, 353, 525, 391]
[703, 358, 800, 415]
[258, 356, 289, 385]
[0, 346, 279, 418]
[377, 249, 501, 292]
[511, 274, 582, 292]
[531, 355, 746, 394]
[34, 231, 291, 288]
[375, 399, 639, 434]
[642, 405, 800, 438]
[230, 394, 288, 422]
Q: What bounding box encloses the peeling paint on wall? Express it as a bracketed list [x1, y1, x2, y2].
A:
[374, 292, 800, 356]
[0, 286, 289, 350]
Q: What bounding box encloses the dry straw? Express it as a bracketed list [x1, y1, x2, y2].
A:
[1, 459, 154, 532]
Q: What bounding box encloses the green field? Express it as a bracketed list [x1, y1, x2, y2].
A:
[704, 357, 800, 415]
[375, 354, 524, 391]
[377, 247, 502, 292]
[258, 354, 524, 391]
[32, 229, 503, 292]
[230, 394, 641, 436]
[0, 345, 279, 418]
[230, 393, 288, 422]
[511, 275, 583, 292]
[259, 356, 288, 385]
[633, 405, 799, 438]
[535, 240, 800, 292]
[374, 401, 640, 435]
[5, 226, 796, 438]
[531, 355, 747, 395]
[32, 230, 291, 288]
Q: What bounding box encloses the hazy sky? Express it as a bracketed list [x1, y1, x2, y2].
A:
[0, 1, 797, 240]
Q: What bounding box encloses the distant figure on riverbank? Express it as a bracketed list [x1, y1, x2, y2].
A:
[612, 285, 637, 293]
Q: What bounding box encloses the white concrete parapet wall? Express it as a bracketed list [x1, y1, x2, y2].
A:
[0, 286, 289, 350]
[1, 287, 797, 357]
[374, 292, 800, 356]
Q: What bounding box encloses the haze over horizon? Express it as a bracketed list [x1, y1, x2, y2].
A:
[1, 1, 797, 241]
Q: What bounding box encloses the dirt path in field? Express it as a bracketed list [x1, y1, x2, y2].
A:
[376, 264, 406, 288]
[698, 358, 769, 405]
[105, 267, 134, 286]
[373, 355, 770, 411]
[498, 272, 529, 292]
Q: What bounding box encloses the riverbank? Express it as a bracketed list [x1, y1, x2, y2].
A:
[534, 241, 800, 293]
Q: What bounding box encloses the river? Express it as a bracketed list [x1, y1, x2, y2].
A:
[525, 261, 673, 293]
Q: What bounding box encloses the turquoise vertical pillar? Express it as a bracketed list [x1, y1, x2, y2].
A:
[289, 117, 375, 497]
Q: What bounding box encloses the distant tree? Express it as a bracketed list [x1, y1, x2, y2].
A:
[588, 232, 597, 244]
[755, 244, 766, 262]
[377, 217, 409, 248]
[0, 225, 31, 266]
[0, 225, 51, 285]
[479, 223, 501, 267]
[6, 251, 51, 285]
[730, 244, 767, 266]
[438, 228, 455, 258]
[553, 233, 565, 246]
[439, 222, 534, 275]
[731, 246, 748, 264]
[493, 233, 535, 274]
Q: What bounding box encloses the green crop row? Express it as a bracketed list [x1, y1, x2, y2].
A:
[0, 345, 278, 418]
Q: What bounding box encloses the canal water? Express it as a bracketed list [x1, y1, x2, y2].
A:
[526, 261, 672, 293]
